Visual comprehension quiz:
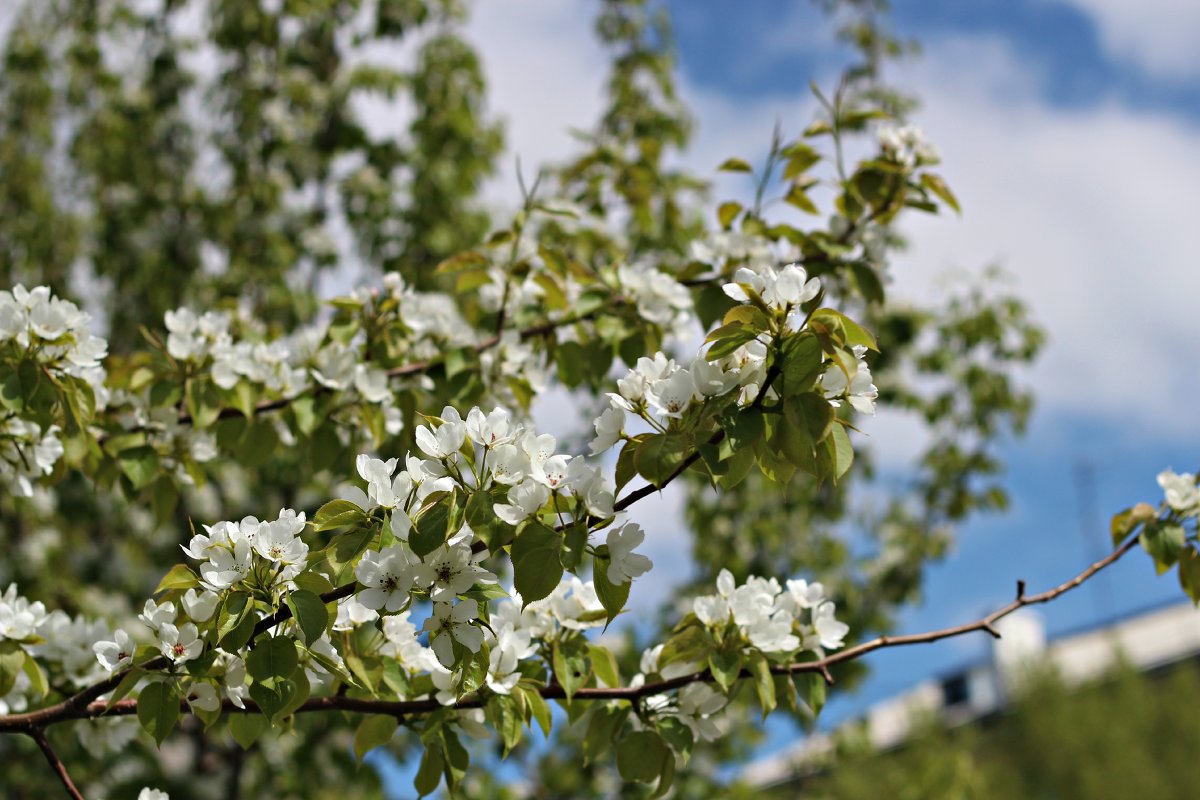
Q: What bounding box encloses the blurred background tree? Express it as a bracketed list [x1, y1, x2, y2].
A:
[781, 660, 1200, 800]
[0, 0, 1044, 796]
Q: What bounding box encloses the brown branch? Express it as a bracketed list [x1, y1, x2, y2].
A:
[25, 727, 85, 800]
[1, 532, 1142, 733]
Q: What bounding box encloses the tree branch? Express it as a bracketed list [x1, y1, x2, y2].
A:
[0, 532, 1141, 732]
[25, 727, 85, 800]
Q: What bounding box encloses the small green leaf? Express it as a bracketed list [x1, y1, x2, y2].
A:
[588, 644, 620, 688]
[410, 491, 458, 558]
[354, 714, 398, 761]
[617, 730, 669, 783]
[285, 590, 330, 645]
[137, 681, 181, 745]
[512, 522, 563, 605]
[246, 636, 299, 682]
[635, 433, 690, 487]
[229, 713, 266, 749]
[920, 172, 960, 213]
[314, 499, 368, 532]
[154, 564, 200, 595]
[414, 741, 444, 797]
[118, 445, 159, 490]
[748, 651, 776, 717]
[717, 201, 742, 229]
[584, 704, 629, 765]
[716, 157, 753, 173]
[0, 641, 25, 696]
[659, 625, 713, 668]
[552, 637, 591, 702]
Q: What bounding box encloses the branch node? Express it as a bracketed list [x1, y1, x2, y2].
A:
[1016, 579, 1026, 601]
[983, 622, 1002, 639]
[819, 664, 835, 686]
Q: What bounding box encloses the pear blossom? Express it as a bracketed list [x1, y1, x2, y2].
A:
[490, 443, 529, 484]
[424, 600, 484, 667]
[355, 546, 418, 612]
[533, 454, 571, 489]
[415, 407, 467, 459]
[821, 345, 878, 415]
[185, 681, 220, 713]
[675, 683, 728, 741]
[590, 407, 625, 454]
[1158, 470, 1200, 513]
[138, 599, 176, 633]
[412, 542, 497, 602]
[812, 602, 850, 650]
[467, 406, 515, 447]
[139, 789, 170, 800]
[606, 523, 653, 584]
[181, 589, 220, 623]
[158, 623, 202, 664]
[93, 629, 135, 672]
[494, 479, 550, 526]
[646, 368, 697, 417]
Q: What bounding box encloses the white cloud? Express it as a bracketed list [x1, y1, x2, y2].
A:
[1054, 0, 1200, 80]
[890, 35, 1200, 442]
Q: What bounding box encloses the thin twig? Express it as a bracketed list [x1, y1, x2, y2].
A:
[26, 727, 85, 800]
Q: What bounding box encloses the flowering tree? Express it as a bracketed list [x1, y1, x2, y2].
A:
[0, 1, 1194, 798]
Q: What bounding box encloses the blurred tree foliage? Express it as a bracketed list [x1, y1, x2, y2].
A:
[786, 660, 1200, 800]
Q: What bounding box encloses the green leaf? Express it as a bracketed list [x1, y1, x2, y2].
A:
[584, 704, 629, 765]
[314, 499, 368, 532]
[748, 651, 776, 717]
[779, 333, 823, 394]
[485, 694, 524, 756]
[229, 713, 266, 749]
[588, 643, 620, 688]
[522, 684, 553, 737]
[292, 571, 334, 597]
[117, 445, 159, 490]
[154, 564, 200, 595]
[810, 308, 878, 351]
[354, 714, 398, 762]
[717, 201, 742, 229]
[512, 521, 564, 605]
[1141, 522, 1186, 574]
[0, 360, 38, 413]
[0, 641, 25, 696]
[804, 672, 827, 716]
[785, 182, 819, 214]
[617, 730, 669, 783]
[185, 379, 222, 429]
[246, 636, 299, 682]
[704, 321, 760, 361]
[659, 624, 713, 668]
[920, 172, 960, 213]
[708, 649, 743, 692]
[615, 441, 639, 492]
[137, 680, 181, 745]
[1178, 548, 1200, 605]
[552, 637, 591, 702]
[285, 590, 330, 645]
[717, 157, 753, 173]
[325, 527, 374, 580]
[635, 433, 690, 487]
[414, 740, 444, 797]
[104, 668, 146, 711]
[410, 491, 458, 558]
[783, 143, 821, 178]
[829, 423, 854, 480]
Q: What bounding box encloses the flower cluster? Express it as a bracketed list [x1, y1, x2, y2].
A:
[0, 285, 109, 495]
[876, 123, 939, 168]
[1158, 469, 1200, 515]
[692, 569, 849, 654]
[821, 344, 879, 415]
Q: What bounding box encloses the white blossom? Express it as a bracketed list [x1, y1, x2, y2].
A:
[606, 523, 653, 584]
